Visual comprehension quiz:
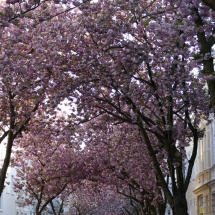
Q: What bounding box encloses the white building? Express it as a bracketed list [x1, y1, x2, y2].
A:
[0, 144, 34, 215]
[186, 113, 215, 215]
[0, 168, 16, 215]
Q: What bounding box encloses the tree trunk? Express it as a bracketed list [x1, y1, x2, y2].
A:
[172, 194, 189, 215]
[208, 79, 215, 115]
[157, 202, 166, 215]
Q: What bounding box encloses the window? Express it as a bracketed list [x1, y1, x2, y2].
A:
[199, 195, 203, 215]
[206, 196, 208, 215]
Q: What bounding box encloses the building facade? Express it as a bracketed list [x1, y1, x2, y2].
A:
[0, 166, 16, 215]
[165, 115, 215, 215]
[186, 113, 215, 215]
[0, 144, 45, 215]
[0, 143, 31, 215]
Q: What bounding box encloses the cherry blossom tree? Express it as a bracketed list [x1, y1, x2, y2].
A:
[12, 119, 76, 215]
[77, 119, 166, 215]
[0, 0, 94, 197]
[0, 1, 78, 195]
[12, 116, 112, 215]
[68, 182, 139, 215]
[52, 1, 213, 214]
[0, 1, 214, 215]
[0, 0, 91, 29]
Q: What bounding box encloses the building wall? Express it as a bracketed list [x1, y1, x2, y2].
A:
[186, 114, 215, 215]
[187, 179, 197, 215]
[0, 166, 16, 215]
[0, 144, 34, 215]
[0, 143, 16, 215]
